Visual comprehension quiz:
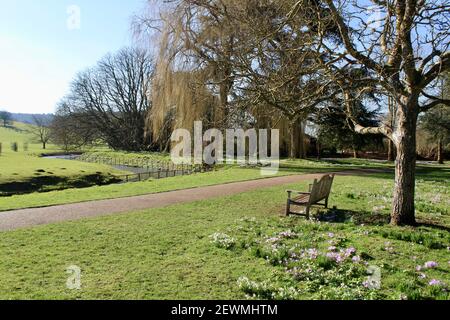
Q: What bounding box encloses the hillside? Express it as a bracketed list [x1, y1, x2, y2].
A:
[0, 121, 35, 147]
[9, 113, 53, 125]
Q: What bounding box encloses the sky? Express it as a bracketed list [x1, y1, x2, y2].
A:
[0, 0, 150, 114]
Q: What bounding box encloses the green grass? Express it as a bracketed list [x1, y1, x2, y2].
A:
[0, 170, 448, 299]
[0, 123, 127, 194]
[80, 150, 172, 162]
[0, 167, 293, 211]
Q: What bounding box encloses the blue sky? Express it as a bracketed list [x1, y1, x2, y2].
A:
[0, 0, 149, 114]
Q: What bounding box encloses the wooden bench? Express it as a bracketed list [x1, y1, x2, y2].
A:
[286, 174, 335, 218]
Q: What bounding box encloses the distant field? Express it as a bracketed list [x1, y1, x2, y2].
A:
[0, 122, 127, 194]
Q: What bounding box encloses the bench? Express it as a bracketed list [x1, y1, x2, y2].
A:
[286, 174, 335, 218]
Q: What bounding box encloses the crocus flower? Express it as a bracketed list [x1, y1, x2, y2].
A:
[429, 279, 442, 286]
[345, 247, 357, 257]
[424, 261, 438, 269]
[306, 248, 319, 259]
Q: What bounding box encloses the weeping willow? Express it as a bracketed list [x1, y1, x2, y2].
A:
[143, 0, 309, 157]
[146, 25, 218, 150]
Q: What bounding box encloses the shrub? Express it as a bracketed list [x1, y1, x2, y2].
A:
[10, 142, 18, 152]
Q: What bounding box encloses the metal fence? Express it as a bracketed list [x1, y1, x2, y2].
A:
[118, 166, 213, 183]
[77, 154, 213, 183]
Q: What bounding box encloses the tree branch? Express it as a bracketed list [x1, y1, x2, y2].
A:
[421, 51, 450, 88]
[324, 0, 383, 74]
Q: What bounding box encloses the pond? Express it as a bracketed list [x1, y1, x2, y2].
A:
[42, 153, 82, 160]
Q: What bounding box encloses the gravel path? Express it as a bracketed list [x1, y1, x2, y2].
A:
[0, 170, 382, 232]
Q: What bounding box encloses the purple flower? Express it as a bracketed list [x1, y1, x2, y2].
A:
[429, 279, 442, 286]
[352, 255, 361, 263]
[328, 233, 335, 238]
[328, 246, 337, 252]
[306, 248, 319, 259]
[416, 265, 423, 271]
[344, 247, 357, 257]
[326, 252, 344, 263]
[424, 261, 438, 269]
[279, 230, 297, 238]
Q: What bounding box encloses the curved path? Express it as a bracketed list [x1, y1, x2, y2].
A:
[0, 170, 382, 232]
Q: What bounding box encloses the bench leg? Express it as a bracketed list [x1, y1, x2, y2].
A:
[305, 206, 310, 220]
[286, 200, 291, 216]
[325, 197, 329, 209]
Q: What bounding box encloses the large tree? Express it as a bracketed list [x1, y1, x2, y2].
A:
[304, 0, 450, 225]
[30, 116, 51, 149]
[59, 48, 154, 151]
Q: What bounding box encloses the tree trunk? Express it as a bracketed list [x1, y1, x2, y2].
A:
[317, 139, 321, 160]
[43, 142, 46, 150]
[437, 138, 443, 164]
[391, 103, 418, 226]
[298, 120, 306, 159]
[353, 147, 358, 159]
[289, 119, 306, 159]
[289, 121, 299, 159]
[387, 139, 394, 161]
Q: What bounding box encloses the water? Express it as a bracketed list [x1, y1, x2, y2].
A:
[42, 154, 82, 160]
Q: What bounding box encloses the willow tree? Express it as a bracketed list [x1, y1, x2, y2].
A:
[148, 23, 217, 150]
[304, 0, 450, 225]
[136, 0, 240, 149]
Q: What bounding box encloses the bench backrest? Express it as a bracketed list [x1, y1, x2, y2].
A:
[310, 174, 335, 203]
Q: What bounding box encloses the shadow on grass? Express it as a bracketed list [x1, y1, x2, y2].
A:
[315, 208, 450, 234]
[315, 208, 390, 226]
[0, 173, 122, 196]
[3, 125, 26, 133]
[416, 221, 450, 233]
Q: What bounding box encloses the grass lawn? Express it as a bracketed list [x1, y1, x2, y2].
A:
[0, 167, 294, 211]
[0, 123, 127, 194]
[0, 169, 448, 300]
[80, 150, 172, 162]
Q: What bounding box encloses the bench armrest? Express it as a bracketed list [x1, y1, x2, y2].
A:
[287, 190, 311, 199]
